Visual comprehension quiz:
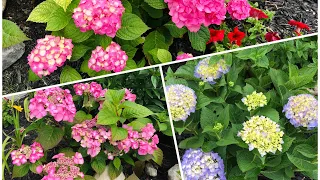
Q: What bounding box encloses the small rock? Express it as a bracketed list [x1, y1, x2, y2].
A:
[2, 0, 6, 12]
[145, 162, 157, 177]
[94, 165, 125, 180]
[6, 93, 27, 102]
[168, 164, 182, 180]
[2, 43, 25, 70]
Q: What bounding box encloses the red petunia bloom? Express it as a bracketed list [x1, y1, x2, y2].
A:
[249, 7, 268, 20]
[288, 20, 310, 36]
[265, 32, 281, 42]
[207, 29, 225, 44]
[227, 27, 245, 46]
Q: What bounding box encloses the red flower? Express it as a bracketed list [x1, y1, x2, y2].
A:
[265, 32, 281, 42]
[207, 29, 225, 44]
[227, 27, 245, 46]
[249, 7, 268, 20]
[288, 20, 310, 36]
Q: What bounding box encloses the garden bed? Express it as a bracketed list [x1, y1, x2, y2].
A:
[2, 0, 318, 95]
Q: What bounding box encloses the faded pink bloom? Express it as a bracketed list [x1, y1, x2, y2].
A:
[125, 89, 136, 102]
[88, 42, 128, 73]
[28, 35, 73, 77]
[227, 0, 251, 20]
[36, 165, 43, 174]
[73, 81, 106, 99]
[11, 142, 44, 166]
[73, 0, 125, 37]
[73, 152, 84, 165]
[176, 53, 193, 61]
[141, 123, 156, 140]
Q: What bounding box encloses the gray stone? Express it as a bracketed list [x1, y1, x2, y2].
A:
[145, 162, 157, 177]
[2, 42, 25, 70]
[2, 0, 6, 12]
[6, 94, 28, 102]
[168, 164, 182, 180]
[94, 165, 125, 180]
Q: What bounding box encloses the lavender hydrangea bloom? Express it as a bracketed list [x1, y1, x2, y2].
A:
[283, 94, 318, 129]
[181, 149, 226, 180]
[194, 58, 230, 84]
[166, 84, 197, 121]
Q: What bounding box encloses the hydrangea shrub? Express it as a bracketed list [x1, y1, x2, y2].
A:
[165, 38, 318, 179]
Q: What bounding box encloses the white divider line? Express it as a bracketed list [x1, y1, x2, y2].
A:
[159, 66, 185, 180]
[3, 33, 317, 98]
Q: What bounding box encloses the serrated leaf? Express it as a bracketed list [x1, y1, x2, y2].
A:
[116, 13, 150, 40]
[157, 49, 172, 63]
[97, 102, 119, 125]
[91, 158, 106, 174]
[200, 107, 215, 129]
[46, 6, 71, 31]
[164, 21, 187, 38]
[128, 118, 152, 131]
[63, 21, 93, 43]
[255, 107, 279, 123]
[188, 26, 210, 52]
[2, 19, 30, 48]
[109, 163, 122, 180]
[53, 0, 72, 11]
[74, 110, 92, 124]
[287, 153, 317, 171]
[144, 0, 167, 9]
[106, 89, 126, 105]
[27, 1, 59, 23]
[60, 65, 82, 83]
[141, 2, 163, 19]
[121, 101, 154, 119]
[71, 44, 91, 61]
[37, 125, 64, 150]
[12, 164, 30, 178]
[143, 30, 168, 55]
[294, 144, 317, 158]
[28, 69, 41, 82]
[121, 45, 138, 59]
[152, 148, 163, 166]
[113, 157, 121, 170]
[237, 150, 259, 172]
[111, 125, 128, 141]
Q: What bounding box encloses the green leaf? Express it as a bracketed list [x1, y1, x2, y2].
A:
[216, 129, 238, 146]
[74, 110, 93, 124]
[152, 148, 163, 166]
[106, 89, 126, 105]
[294, 144, 317, 158]
[46, 7, 70, 31]
[111, 125, 128, 141]
[121, 101, 154, 119]
[188, 26, 210, 52]
[151, 76, 158, 88]
[121, 45, 138, 59]
[287, 153, 317, 171]
[143, 30, 168, 56]
[27, 1, 59, 23]
[124, 59, 138, 70]
[237, 150, 260, 172]
[157, 49, 172, 63]
[53, 0, 72, 11]
[63, 21, 93, 43]
[28, 69, 41, 82]
[97, 102, 119, 125]
[122, 0, 132, 13]
[122, 154, 135, 166]
[59, 147, 75, 157]
[12, 164, 30, 178]
[2, 19, 30, 48]
[116, 13, 150, 40]
[144, 0, 167, 9]
[113, 157, 121, 170]
[261, 170, 290, 180]
[91, 158, 106, 174]
[128, 118, 152, 131]
[60, 65, 82, 83]
[109, 163, 122, 180]
[164, 21, 187, 38]
[202, 141, 217, 152]
[200, 107, 215, 129]
[71, 44, 91, 61]
[179, 135, 204, 149]
[29, 161, 42, 174]
[282, 135, 295, 152]
[37, 125, 64, 150]
[255, 107, 279, 123]
[141, 2, 163, 19]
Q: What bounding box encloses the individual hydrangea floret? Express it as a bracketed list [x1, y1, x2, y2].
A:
[11, 142, 44, 166]
[29, 87, 76, 122]
[227, 0, 251, 20]
[194, 58, 230, 84]
[241, 91, 267, 111]
[181, 149, 226, 180]
[28, 35, 73, 77]
[166, 84, 197, 121]
[36, 153, 84, 180]
[73, 0, 125, 37]
[238, 116, 284, 156]
[88, 42, 128, 73]
[176, 53, 193, 61]
[283, 94, 318, 129]
[164, 0, 226, 32]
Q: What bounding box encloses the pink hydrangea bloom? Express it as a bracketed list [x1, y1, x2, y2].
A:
[37, 153, 84, 180]
[176, 53, 193, 60]
[28, 35, 73, 77]
[11, 142, 44, 166]
[164, 0, 226, 32]
[73, 82, 106, 99]
[124, 89, 137, 102]
[73, 0, 125, 37]
[88, 42, 128, 73]
[29, 87, 76, 122]
[227, 0, 251, 20]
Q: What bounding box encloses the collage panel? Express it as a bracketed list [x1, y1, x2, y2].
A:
[2, 68, 181, 180]
[2, 0, 318, 94]
[163, 36, 318, 179]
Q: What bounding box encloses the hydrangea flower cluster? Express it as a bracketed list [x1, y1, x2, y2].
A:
[72, 118, 159, 158]
[176, 53, 193, 61]
[71, 117, 110, 157]
[166, 84, 197, 121]
[164, 0, 226, 32]
[72, 0, 125, 37]
[241, 91, 267, 111]
[181, 149, 226, 180]
[227, 0, 251, 20]
[73, 82, 107, 99]
[194, 58, 230, 84]
[238, 116, 284, 156]
[283, 94, 318, 129]
[29, 87, 76, 122]
[28, 35, 73, 77]
[88, 42, 128, 73]
[36, 153, 84, 180]
[11, 142, 44, 166]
